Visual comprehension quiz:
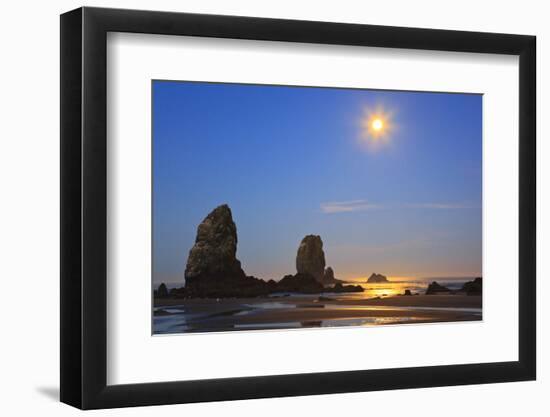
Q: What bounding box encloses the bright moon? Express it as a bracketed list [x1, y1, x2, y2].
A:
[372, 119, 383, 131]
[360, 107, 394, 149]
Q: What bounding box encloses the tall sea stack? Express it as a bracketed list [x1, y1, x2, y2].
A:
[296, 235, 326, 284]
[184, 204, 270, 297]
[184, 204, 245, 281]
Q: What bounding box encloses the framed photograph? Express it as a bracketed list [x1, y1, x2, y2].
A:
[60, 6, 536, 409]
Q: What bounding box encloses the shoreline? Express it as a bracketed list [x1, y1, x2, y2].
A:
[154, 294, 481, 309]
[153, 294, 482, 334]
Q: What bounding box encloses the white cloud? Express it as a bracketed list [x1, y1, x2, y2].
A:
[320, 200, 479, 214]
[406, 203, 479, 209]
[320, 200, 381, 214]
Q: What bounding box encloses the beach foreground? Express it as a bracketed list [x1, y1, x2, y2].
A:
[153, 204, 482, 334]
[153, 294, 482, 334]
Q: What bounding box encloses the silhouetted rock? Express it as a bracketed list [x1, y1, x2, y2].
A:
[403, 289, 412, 296]
[328, 283, 364, 293]
[157, 283, 168, 298]
[425, 281, 451, 295]
[170, 287, 186, 297]
[178, 205, 365, 298]
[323, 266, 335, 283]
[184, 204, 269, 298]
[461, 277, 482, 295]
[266, 279, 278, 292]
[185, 204, 244, 281]
[323, 266, 344, 285]
[277, 273, 325, 293]
[296, 235, 326, 283]
[367, 273, 389, 283]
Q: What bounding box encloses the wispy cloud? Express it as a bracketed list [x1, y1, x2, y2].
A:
[320, 200, 382, 214]
[405, 203, 479, 209]
[320, 200, 479, 214]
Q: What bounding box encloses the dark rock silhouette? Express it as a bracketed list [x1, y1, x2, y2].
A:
[156, 283, 168, 298]
[367, 273, 389, 283]
[169, 287, 182, 297]
[461, 277, 482, 295]
[185, 204, 244, 281]
[276, 274, 362, 294]
[328, 283, 364, 293]
[296, 235, 326, 283]
[323, 266, 344, 285]
[183, 205, 269, 298]
[323, 266, 335, 283]
[277, 273, 325, 293]
[425, 281, 451, 295]
[403, 289, 412, 296]
[266, 279, 278, 292]
[176, 205, 365, 298]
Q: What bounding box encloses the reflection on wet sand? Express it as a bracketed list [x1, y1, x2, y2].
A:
[153, 292, 482, 334]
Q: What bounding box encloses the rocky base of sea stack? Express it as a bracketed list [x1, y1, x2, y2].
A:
[183, 271, 271, 298]
[161, 272, 364, 299]
[160, 204, 364, 299]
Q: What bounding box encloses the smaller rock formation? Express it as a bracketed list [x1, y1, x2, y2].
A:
[328, 283, 364, 293]
[323, 266, 335, 283]
[461, 277, 482, 295]
[323, 266, 343, 285]
[425, 281, 451, 295]
[169, 287, 185, 297]
[277, 273, 325, 293]
[367, 273, 389, 283]
[296, 235, 326, 284]
[266, 279, 278, 293]
[403, 289, 412, 296]
[156, 283, 168, 298]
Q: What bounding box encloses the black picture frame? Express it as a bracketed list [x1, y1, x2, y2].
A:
[60, 6, 536, 410]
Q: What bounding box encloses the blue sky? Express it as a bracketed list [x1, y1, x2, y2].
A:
[153, 81, 482, 284]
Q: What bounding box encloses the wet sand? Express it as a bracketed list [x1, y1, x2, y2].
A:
[153, 294, 482, 334]
[333, 294, 481, 308]
[155, 294, 481, 309]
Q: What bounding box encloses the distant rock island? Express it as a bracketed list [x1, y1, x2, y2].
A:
[425, 281, 451, 295]
[367, 273, 389, 283]
[461, 277, 482, 295]
[425, 277, 482, 295]
[158, 204, 363, 299]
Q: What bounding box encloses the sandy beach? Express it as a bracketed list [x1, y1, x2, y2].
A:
[153, 294, 482, 334]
